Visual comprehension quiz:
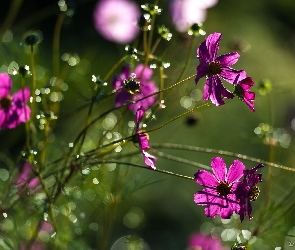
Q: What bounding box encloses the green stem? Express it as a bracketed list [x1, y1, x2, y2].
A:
[1, 0, 23, 32]
[175, 35, 195, 83]
[53, 13, 66, 77]
[86, 160, 194, 180]
[145, 102, 210, 133]
[150, 143, 295, 172]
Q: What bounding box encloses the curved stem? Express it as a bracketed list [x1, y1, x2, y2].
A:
[151, 143, 295, 172]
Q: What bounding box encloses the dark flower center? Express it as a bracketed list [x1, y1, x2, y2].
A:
[248, 185, 260, 201]
[124, 78, 141, 95]
[208, 61, 222, 76]
[216, 181, 231, 196]
[0, 96, 12, 110]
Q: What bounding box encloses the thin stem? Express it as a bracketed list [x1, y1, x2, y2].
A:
[1, 0, 23, 32]
[151, 143, 295, 172]
[145, 102, 210, 133]
[53, 13, 66, 77]
[86, 160, 194, 180]
[153, 150, 211, 170]
[175, 35, 195, 83]
[159, 66, 164, 103]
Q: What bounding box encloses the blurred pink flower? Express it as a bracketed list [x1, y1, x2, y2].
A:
[15, 161, 40, 194]
[188, 233, 226, 250]
[170, 0, 218, 32]
[93, 0, 140, 44]
[135, 107, 157, 169]
[0, 73, 31, 129]
[113, 64, 158, 112]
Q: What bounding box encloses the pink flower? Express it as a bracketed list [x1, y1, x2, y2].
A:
[0, 73, 31, 129]
[195, 33, 246, 106]
[194, 157, 245, 219]
[93, 0, 140, 44]
[234, 77, 255, 112]
[15, 161, 40, 194]
[170, 0, 218, 32]
[113, 64, 158, 112]
[188, 233, 226, 250]
[135, 107, 156, 169]
[236, 164, 263, 222]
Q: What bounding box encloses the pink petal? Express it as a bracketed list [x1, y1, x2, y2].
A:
[194, 188, 218, 205]
[194, 170, 218, 187]
[220, 68, 246, 84]
[11, 87, 31, 103]
[142, 150, 156, 169]
[18, 105, 31, 123]
[0, 73, 12, 98]
[134, 64, 153, 80]
[211, 157, 227, 182]
[216, 52, 240, 67]
[227, 159, 245, 184]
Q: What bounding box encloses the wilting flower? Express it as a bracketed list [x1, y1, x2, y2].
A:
[15, 161, 40, 194]
[194, 157, 245, 219]
[188, 233, 226, 250]
[135, 107, 156, 169]
[0, 73, 31, 129]
[93, 0, 140, 44]
[234, 76, 255, 112]
[113, 64, 158, 112]
[195, 33, 246, 106]
[170, 0, 218, 32]
[236, 163, 263, 222]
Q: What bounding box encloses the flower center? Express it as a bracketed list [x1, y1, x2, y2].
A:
[124, 78, 141, 95]
[208, 61, 222, 76]
[216, 181, 231, 196]
[0, 96, 12, 110]
[249, 185, 260, 201]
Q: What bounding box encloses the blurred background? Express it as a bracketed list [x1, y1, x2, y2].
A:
[1, 0, 295, 249]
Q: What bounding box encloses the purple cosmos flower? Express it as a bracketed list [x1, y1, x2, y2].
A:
[236, 163, 263, 222]
[0, 73, 31, 129]
[135, 107, 156, 169]
[113, 64, 158, 112]
[170, 0, 218, 32]
[194, 157, 245, 219]
[15, 161, 40, 194]
[93, 0, 140, 44]
[234, 76, 255, 112]
[188, 233, 226, 250]
[195, 33, 246, 106]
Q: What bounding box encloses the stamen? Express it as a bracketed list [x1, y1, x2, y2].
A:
[0, 96, 12, 110]
[208, 61, 222, 76]
[216, 181, 231, 196]
[249, 185, 260, 201]
[124, 77, 141, 95]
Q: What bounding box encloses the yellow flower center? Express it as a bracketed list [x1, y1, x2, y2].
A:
[208, 61, 222, 76]
[216, 181, 231, 196]
[249, 185, 260, 201]
[0, 96, 12, 110]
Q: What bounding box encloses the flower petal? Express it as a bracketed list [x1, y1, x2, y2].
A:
[11, 87, 31, 103]
[134, 64, 153, 80]
[211, 157, 227, 182]
[0, 73, 12, 98]
[135, 107, 145, 129]
[142, 150, 156, 169]
[194, 188, 218, 205]
[216, 52, 240, 67]
[114, 88, 131, 107]
[18, 105, 31, 123]
[227, 159, 245, 184]
[197, 32, 221, 63]
[220, 68, 246, 84]
[195, 64, 208, 84]
[194, 170, 218, 187]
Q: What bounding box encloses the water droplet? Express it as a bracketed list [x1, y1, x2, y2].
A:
[0, 169, 9, 181]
